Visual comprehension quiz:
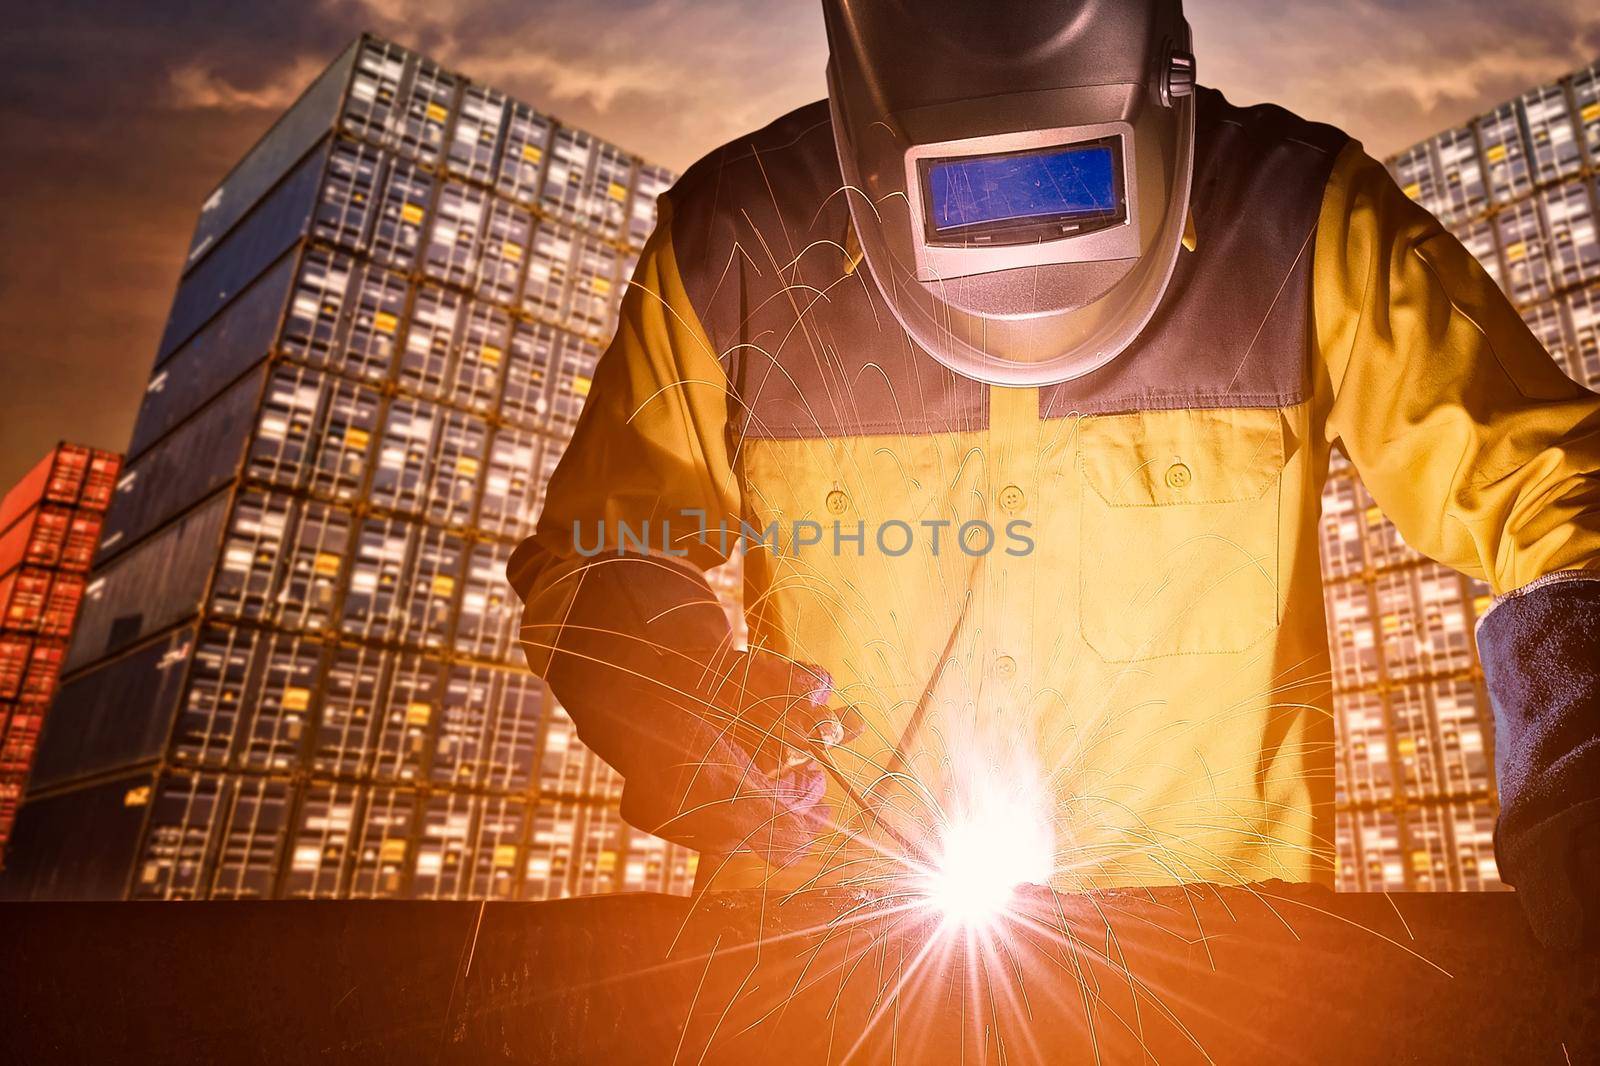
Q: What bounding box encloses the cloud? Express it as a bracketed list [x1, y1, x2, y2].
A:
[167, 56, 332, 111]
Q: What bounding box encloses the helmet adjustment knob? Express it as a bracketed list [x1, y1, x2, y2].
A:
[1162, 50, 1196, 106]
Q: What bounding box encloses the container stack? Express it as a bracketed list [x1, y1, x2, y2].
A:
[0, 445, 120, 857]
[1323, 59, 1600, 891]
[2, 36, 723, 901]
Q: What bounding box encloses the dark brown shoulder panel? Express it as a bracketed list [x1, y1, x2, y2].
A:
[1040, 88, 1351, 417]
[664, 89, 1350, 437]
[666, 101, 988, 439]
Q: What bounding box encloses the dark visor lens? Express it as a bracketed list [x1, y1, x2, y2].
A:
[926, 141, 1121, 236]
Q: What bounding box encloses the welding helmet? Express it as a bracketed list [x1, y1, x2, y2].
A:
[822, 0, 1196, 386]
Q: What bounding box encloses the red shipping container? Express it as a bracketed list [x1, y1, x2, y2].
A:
[0, 701, 45, 774]
[0, 568, 86, 636]
[0, 505, 73, 573]
[19, 641, 65, 703]
[80, 451, 121, 513]
[0, 635, 29, 700]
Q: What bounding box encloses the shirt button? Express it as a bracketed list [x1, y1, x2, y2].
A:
[994, 654, 1018, 679]
[998, 484, 1026, 513]
[825, 489, 850, 515]
[1165, 462, 1192, 490]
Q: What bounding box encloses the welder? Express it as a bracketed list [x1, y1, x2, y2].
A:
[509, 0, 1600, 950]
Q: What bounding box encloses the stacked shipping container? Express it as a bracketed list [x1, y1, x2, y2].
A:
[1326, 59, 1600, 891]
[2, 36, 716, 901]
[0, 445, 120, 855]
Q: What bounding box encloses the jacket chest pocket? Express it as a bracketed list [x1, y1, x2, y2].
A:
[1078, 408, 1285, 661]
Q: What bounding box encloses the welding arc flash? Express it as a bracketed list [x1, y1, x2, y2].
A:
[923, 808, 1054, 928]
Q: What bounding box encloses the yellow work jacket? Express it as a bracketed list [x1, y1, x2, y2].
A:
[514, 91, 1600, 894]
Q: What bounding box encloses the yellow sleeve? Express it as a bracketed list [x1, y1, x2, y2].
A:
[509, 194, 742, 675]
[1313, 141, 1600, 595]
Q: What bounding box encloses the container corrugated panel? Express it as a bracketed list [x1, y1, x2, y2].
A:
[432, 656, 492, 781]
[523, 799, 582, 900]
[619, 826, 697, 896]
[1349, 806, 1405, 891]
[422, 181, 488, 288]
[475, 199, 533, 308]
[570, 803, 626, 896]
[1497, 196, 1556, 306]
[1403, 801, 1456, 890]
[0, 451, 69, 534]
[494, 102, 555, 206]
[173, 625, 259, 767]
[1522, 299, 1573, 383]
[1325, 579, 1380, 691]
[446, 84, 506, 184]
[1432, 126, 1489, 223]
[312, 138, 385, 252]
[398, 285, 462, 400]
[129, 252, 296, 459]
[131, 772, 226, 899]
[1394, 677, 1491, 800]
[279, 249, 407, 384]
[340, 39, 409, 148]
[567, 234, 623, 337]
[412, 791, 475, 899]
[342, 517, 412, 645]
[367, 156, 435, 272]
[1390, 141, 1445, 220]
[28, 626, 194, 791]
[1574, 63, 1600, 159]
[1, 568, 86, 639]
[2, 770, 155, 900]
[369, 653, 442, 782]
[1521, 81, 1584, 186]
[1334, 689, 1391, 806]
[1372, 564, 1473, 682]
[208, 491, 352, 633]
[246, 363, 380, 504]
[1, 700, 47, 776]
[158, 142, 332, 364]
[311, 643, 385, 776]
[1451, 218, 1503, 288]
[484, 668, 541, 791]
[1477, 101, 1534, 205]
[1565, 283, 1600, 388]
[17, 641, 65, 704]
[1447, 800, 1505, 890]
[347, 784, 417, 898]
[539, 698, 622, 801]
[237, 632, 323, 772]
[0, 504, 80, 573]
[208, 774, 294, 899]
[367, 401, 487, 527]
[396, 525, 465, 650]
[539, 126, 600, 232]
[1361, 499, 1422, 571]
[628, 164, 675, 249]
[80, 451, 120, 514]
[447, 303, 512, 415]
[470, 795, 526, 899]
[185, 40, 357, 272]
[283, 780, 359, 898]
[99, 367, 264, 564]
[1541, 179, 1600, 290]
[0, 635, 29, 700]
[497, 323, 595, 442]
[64, 486, 225, 669]
[386, 55, 457, 167]
[455, 540, 520, 664]
[478, 427, 544, 539]
[585, 142, 636, 243]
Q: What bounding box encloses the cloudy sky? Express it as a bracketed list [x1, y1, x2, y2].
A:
[1, 0, 1597, 486]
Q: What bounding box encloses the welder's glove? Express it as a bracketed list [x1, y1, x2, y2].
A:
[517, 549, 857, 867]
[1476, 571, 1600, 954]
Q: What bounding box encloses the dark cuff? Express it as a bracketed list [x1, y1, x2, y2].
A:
[1476, 571, 1600, 891]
